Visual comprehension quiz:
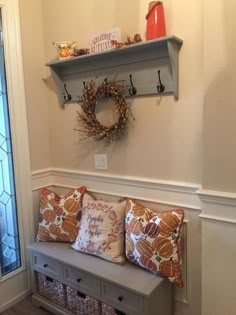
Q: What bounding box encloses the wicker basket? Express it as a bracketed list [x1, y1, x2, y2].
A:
[66, 286, 101, 315]
[37, 272, 67, 308]
[101, 302, 118, 315]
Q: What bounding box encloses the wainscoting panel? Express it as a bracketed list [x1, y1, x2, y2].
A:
[31, 168, 236, 315]
[31, 168, 204, 310]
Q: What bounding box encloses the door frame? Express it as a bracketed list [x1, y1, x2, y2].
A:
[0, 0, 33, 310]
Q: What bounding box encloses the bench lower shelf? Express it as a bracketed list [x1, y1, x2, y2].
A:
[32, 293, 129, 315]
[32, 293, 72, 315]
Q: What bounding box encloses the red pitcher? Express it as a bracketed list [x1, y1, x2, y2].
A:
[146, 1, 166, 40]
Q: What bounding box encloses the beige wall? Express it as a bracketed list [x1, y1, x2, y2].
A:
[202, 220, 236, 315]
[18, 1, 236, 315]
[19, 0, 51, 170]
[29, 0, 203, 184]
[203, 0, 236, 193]
[201, 1, 236, 314]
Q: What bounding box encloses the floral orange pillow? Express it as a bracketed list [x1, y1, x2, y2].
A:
[125, 199, 184, 287]
[37, 186, 86, 242]
[72, 193, 126, 264]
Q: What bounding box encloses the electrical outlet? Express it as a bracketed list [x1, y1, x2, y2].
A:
[95, 154, 107, 170]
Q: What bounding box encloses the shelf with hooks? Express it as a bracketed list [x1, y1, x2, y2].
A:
[46, 35, 183, 106]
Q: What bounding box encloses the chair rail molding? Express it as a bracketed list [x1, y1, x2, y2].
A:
[197, 189, 236, 224]
[32, 168, 201, 210]
[32, 169, 236, 224]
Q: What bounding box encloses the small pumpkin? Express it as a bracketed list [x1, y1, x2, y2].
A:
[159, 212, 179, 237]
[59, 47, 70, 58]
[49, 196, 60, 208]
[159, 259, 179, 279]
[140, 256, 158, 273]
[152, 237, 173, 258]
[40, 194, 49, 209]
[49, 223, 61, 236]
[53, 206, 64, 216]
[145, 210, 155, 222]
[68, 228, 78, 241]
[143, 222, 159, 238]
[133, 204, 146, 217]
[126, 237, 135, 253]
[64, 198, 80, 213]
[174, 209, 184, 220]
[57, 232, 71, 242]
[129, 218, 143, 235]
[136, 239, 153, 259]
[38, 226, 52, 241]
[61, 214, 78, 235]
[42, 209, 56, 223]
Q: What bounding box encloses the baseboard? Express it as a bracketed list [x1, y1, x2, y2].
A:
[0, 288, 31, 313]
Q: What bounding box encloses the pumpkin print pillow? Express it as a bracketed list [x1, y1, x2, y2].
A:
[125, 199, 184, 287]
[37, 186, 86, 242]
[72, 193, 126, 264]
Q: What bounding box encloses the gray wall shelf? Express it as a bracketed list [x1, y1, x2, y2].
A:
[46, 36, 183, 106]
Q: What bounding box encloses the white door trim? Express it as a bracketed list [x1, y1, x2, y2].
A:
[0, 0, 33, 281]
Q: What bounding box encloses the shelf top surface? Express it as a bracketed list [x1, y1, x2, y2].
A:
[28, 241, 167, 296]
[46, 35, 183, 68]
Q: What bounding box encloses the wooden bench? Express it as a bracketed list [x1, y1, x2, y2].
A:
[28, 242, 172, 315]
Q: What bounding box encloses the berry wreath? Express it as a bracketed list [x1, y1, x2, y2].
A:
[76, 79, 134, 145]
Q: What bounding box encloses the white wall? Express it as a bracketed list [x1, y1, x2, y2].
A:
[202, 220, 236, 315]
[201, 0, 236, 314]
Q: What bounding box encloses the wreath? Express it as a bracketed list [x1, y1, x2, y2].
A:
[76, 79, 134, 145]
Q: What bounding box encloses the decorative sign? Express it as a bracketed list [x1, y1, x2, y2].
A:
[90, 27, 121, 53]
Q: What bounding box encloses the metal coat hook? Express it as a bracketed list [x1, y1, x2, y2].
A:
[103, 78, 109, 98]
[63, 83, 72, 101]
[103, 78, 108, 86]
[128, 74, 137, 96]
[157, 70, 165, 93]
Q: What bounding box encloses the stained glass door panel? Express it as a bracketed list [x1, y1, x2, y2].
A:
[0, 9, 21, 276]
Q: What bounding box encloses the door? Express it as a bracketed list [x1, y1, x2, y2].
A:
[0, 0, 32, 311]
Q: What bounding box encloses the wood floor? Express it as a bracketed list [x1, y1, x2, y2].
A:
[1, 296, 53, 315]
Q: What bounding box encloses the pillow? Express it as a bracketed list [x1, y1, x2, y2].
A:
[125, 199, 184, 287]
[37, 186, 86, 242]
[72, 193, 126, 264]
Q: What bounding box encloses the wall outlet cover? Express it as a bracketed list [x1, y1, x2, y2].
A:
[95, 154, 107, 170]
